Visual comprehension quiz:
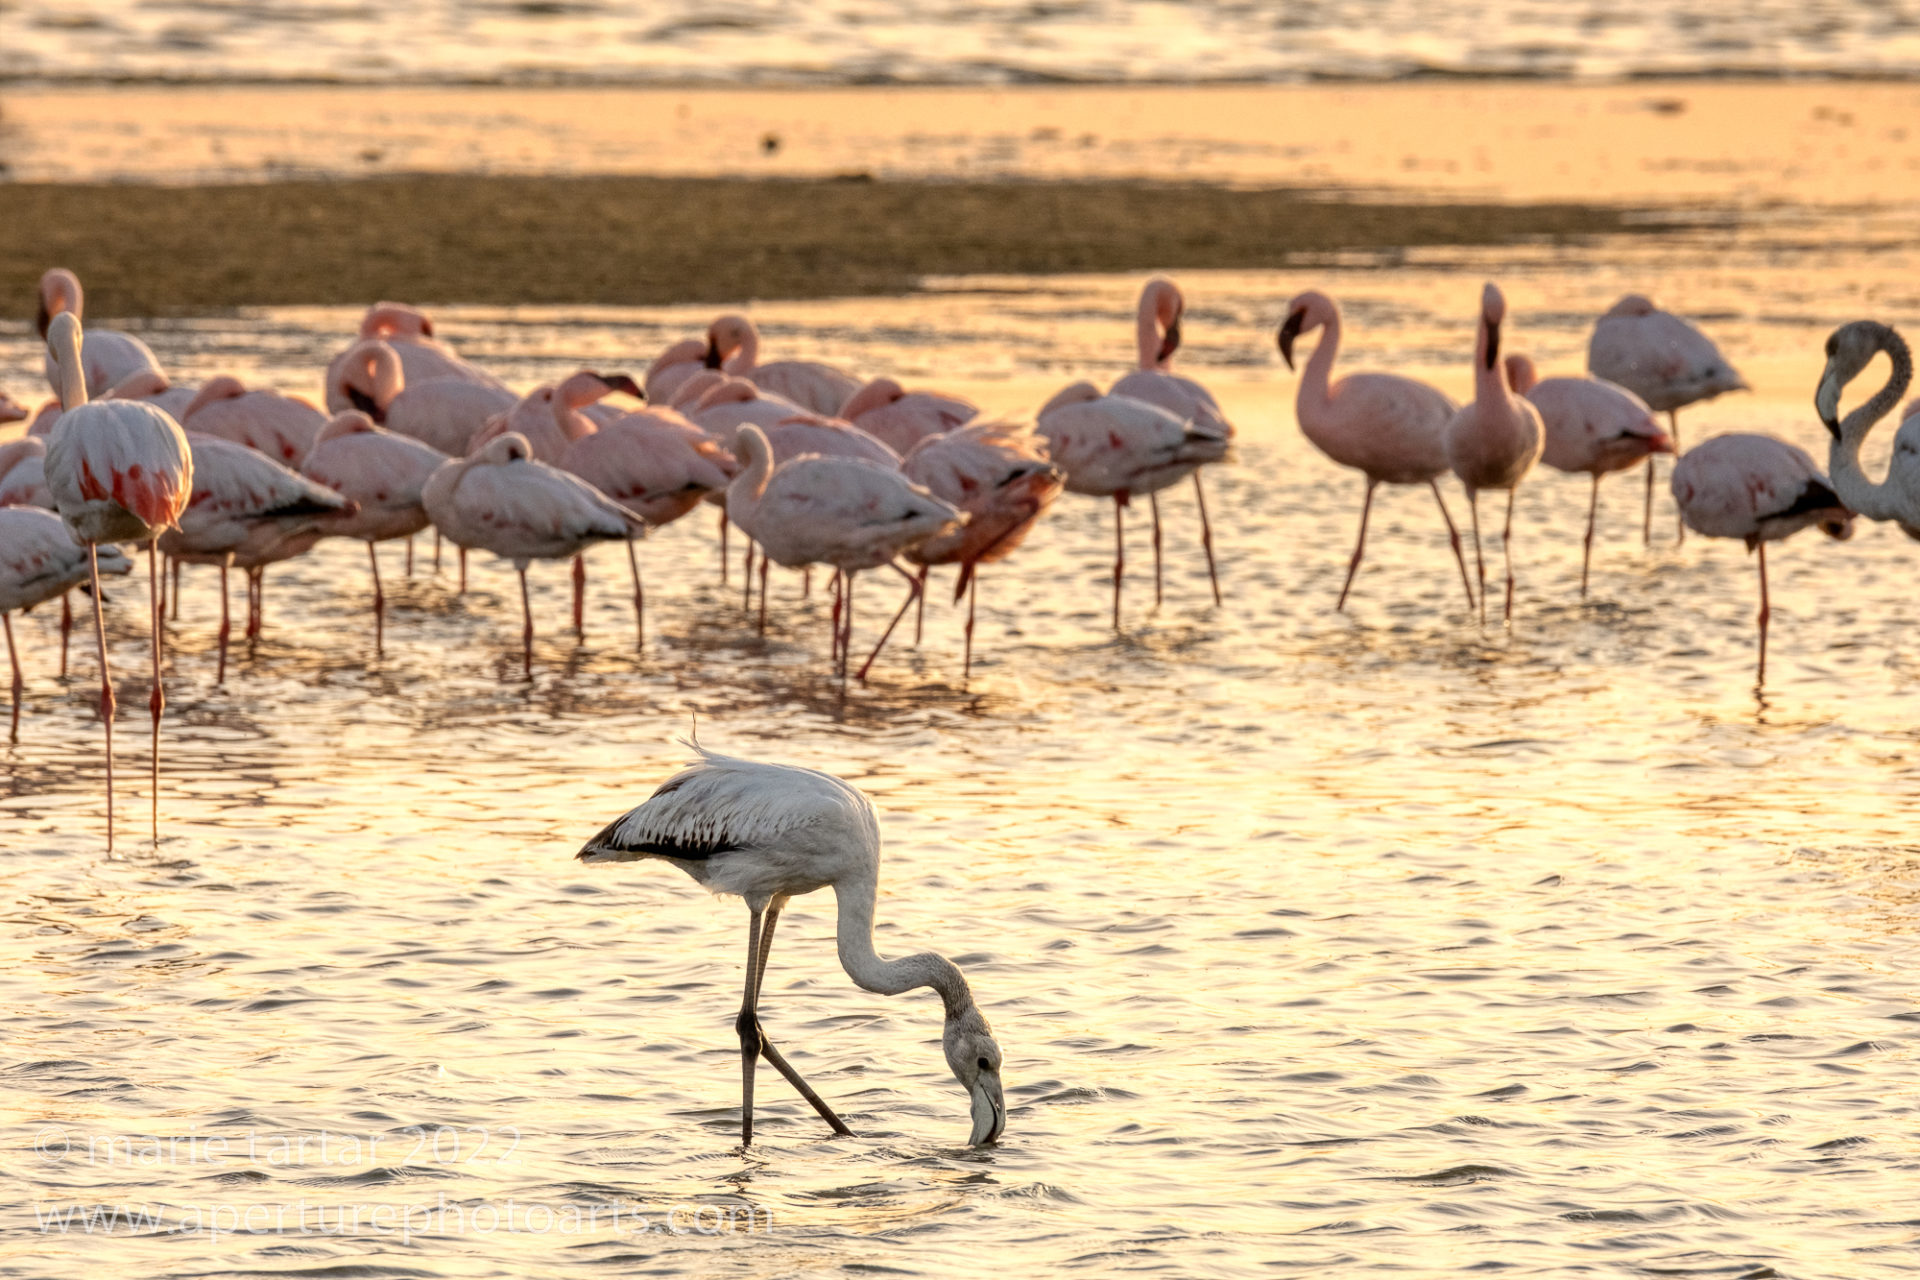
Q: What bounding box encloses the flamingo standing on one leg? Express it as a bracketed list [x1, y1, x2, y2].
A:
[0, 507, 132, 739]
[1588, 294, 1748, 544]
[704, 314, 863, 416]
[1110, 276, 1232, 604]
[422, 433, 646, 678]
[36, 269, 165, 400]
[41, 313, 192, 850]
[1035, 383, 1227, 630]
[1445, 283, 1544, 626]
[1277, 289, 1474, 611]
[1815, 320, 1920, 541]
[1670, 434, 1854, 685]
[1505, 354, 1673, 597]
[576, 745, 1006, 1148]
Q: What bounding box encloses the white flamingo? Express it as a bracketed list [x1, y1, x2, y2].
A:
[576, 745, 1005, 1148]
[1815, 320, 1920, 541]
[0, 507, 131, 734]
[36, 269, 164, 400]
[839, 377, 979, 456]
[331, 338, 516, 458]
[180, 375, 329, 467]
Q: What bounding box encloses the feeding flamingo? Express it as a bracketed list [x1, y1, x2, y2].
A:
[1588, 294, 1748, 543]
[1505, 354, 1673, 596]
[331, 339, 517, 459]
[180, 375, 329, 466]
[36, 269, 165, 400]
[1815, 320, 1920, 541]
[0, 507, 131, 736]
[577, 745, 1005, 1148]
[1277, 288, 1474, 611]
[705, 314, 863, 416]
[1670, 434, 1853, 684]
[838, 377, 979, 456]
[42, 312, 193, 850]
[1444, 283, 1544, 626]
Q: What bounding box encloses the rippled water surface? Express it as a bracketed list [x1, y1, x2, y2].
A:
[4, 224, 1920, 1277]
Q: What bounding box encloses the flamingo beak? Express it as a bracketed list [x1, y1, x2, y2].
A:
[1485, 318, 1501, 370]
[702, 339, 724, 370]
[1815, 369, 1843, 437]
[34, 297, 51, 340]
[968, 1071, 1005, 1146]
[1157, 318, 1181, 364]
[1277, 309, 1306, 371]
[599, 372, 645, 400]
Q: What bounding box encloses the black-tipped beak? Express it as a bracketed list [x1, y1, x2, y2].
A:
[34, 299, 50, 340]
[1157, 318, 1182, 364]
[345, 386, 386, 425]
[1815, 371, 1843, 439]
[1485, 318, 1501, 370]
[598, 372, 644, 400]
[1277, 309, 1305, 371]
[702, 339, 723, 370]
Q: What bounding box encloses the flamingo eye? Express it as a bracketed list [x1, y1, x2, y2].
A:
[977, 1056, 991, 1070]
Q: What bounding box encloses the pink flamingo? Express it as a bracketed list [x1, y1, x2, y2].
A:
[705, 314, 863, 416]
[42, 312, 193, 850]
[1588, 294, 1748, 543]
[302, 410, 451, 650]
[0, 507, 132, 738]
[0, 389, 31, 425]
[1110, 277, 1231, 603]
[37, 269, 165, 400]
[421, 432, 646, 678]
[685, 376, 810, 445]
[331, 339, 517, 458]
[1034, 382, 1227, 629]
[30, 369, 198, 440]
[161, 435, 354, 674]
[1505, 354, 1673, 596]
[181, 375, 329, 466]
[726, 424, 960, 679]
[0, 438, 52, 509]
[1444, 283, 1544, 626]
[324, 302, 507, 411]
[1670, 434, 1853, 684]
[839, 377, 979, 455]
[644, 337, 713, 407]
[1277, 288, 1473, 612]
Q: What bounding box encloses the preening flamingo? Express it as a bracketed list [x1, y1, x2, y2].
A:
[470, 371, 644, 464]
[1034, 382, 1227, 630]
[1277, 288, 1473, 611]
[36, 269, 165, 400]
[706, 314, 863, 416]
[1110, 276, 1231, 603]
[1444, 283, 1544, 625]
[577, 746, 1006, 1148]
[0, 507, 131, 735]
[839, 377, 979, 456]
[726, 424, 960, 678]
[181, 376, 329, 466]
[1671, 433, 1853, 684]
[1815, 320, 1920, 540]
[1506, 354, 1673, 596]
[331, 339, 517, 458]
[42, 312, 193, 850]
[324, 301, 507, 411]
[1588, 294, 1747, 542]
[303, 411, 451, 650]
[421, 432, 646, 677]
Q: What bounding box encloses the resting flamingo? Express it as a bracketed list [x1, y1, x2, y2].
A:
[671, 374, 806, 583]
[303, 411, 451, 651]
[470, 371, 644, 464]
[325, 301, 507, 410]
[421, 432, 646, 678]
[30, 369, 198, 441]
[42, 313, 193, 850]
[1588, 294, 1747, 543]
[1815, 320, 1920, 541]
[726, 424, 960, 679]
[839, 378, 979, 456]
[0, 390, 28, 425]
[1670, 434, 1853, 685]
[1277, 288, 1473, 611]
[1034, 383, 1227, 629]
[1505, 354, 1672, 596]
[1444, 283, 1544, 626]
[331, 338, 516, 458]
[0, 507, 131, 737]
[36, 269, 165, 400]
[0, 438, 52, 509]
[645, 337, 713, 407]
[705, 314, 863, 416]
[1110, 276, 1230, 603]
[180, 376, 329, 466]
[576, 745, 1005, 1148]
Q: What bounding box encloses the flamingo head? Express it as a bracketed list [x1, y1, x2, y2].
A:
[361, 301, 434, 340]
[559, 370, 643, 409]
[1276, 290, 1336, 371]
[1503, 352, 1539, 396]
[1480, 283, 1508, 370]
[944, 1006, 1005, 1147]
[704, 314, 756, 369]
[839, 377, 905, 420]
[1141, 276, 1184, 367]
[37, 268, 82, 339]
[1816, 320, 1904, 438]
[338, 340, 403, 423]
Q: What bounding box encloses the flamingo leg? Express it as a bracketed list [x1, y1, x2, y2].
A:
[625, 537, 644, 651]
[368, 541, 385, 655]
[856, 560, 922, 681]
[571, 553, 586, 640]
[1582, 474, 1599, 598]
[1427, 480, 1474, 611]
[828, 571, 843, 668]
[1469, 488, 1486, 628]
[1336, 478, 1377, 612]
[963, 567, 978, 680]
[840, 571, 857, 680]
[1671, 410, 1685, 546]
[1756, 539, 1770, 687]
[518, 565, 533, 680]
[757, 551, 770, 636]
[156, 553, 167, 619]
[458, 546, 467, 595]
[1501, 487, 1516, 625]
[742, 541, 755, 611]
[1112, 493, 1127, 631]
[434, 530, 442, 574]
[86, 544, 115, 852]
[913, 565, 929, 645]
[60, 591, 71, 679]
[718, 507, 729, 586]
[803, 567, 812, 600]
[1192, 471, 1221, 605]
[1149, 490, 1164, 607]
[216, 560, 230, 685]
[1644, 448, 1657, 545]
[4, 610, 21, 717]
[741, 900, 854, 1140]
[405, 534, 413, 579]
[738, 905, 765, 1146]
[146, 539, 162, 845]
[170, 554, 181, 621]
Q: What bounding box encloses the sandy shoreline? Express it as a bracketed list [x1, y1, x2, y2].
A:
[0, 176, 1646, 315]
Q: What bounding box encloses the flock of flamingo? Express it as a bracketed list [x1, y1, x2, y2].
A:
[2, 266, 1917, 853]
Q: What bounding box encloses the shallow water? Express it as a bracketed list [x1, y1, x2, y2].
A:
[5, 220, 1920, 1278]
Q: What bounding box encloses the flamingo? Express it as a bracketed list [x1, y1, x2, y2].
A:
[324, 301, 507, 411]
[644, 337, 713, 407]
[302, 411, 450, 650]
[1277, 288, 1474, 611]
[685, 376, 811, 446]
[1670, 434, 1854, 684]
[1588, 294, 1748, 543]
[36, 269, 165, 400]
[1444, 283, 1544, 626]
[161, 435, 354, 673]
[0, 389, 28, 425]
[30, 369, 198, 441]
[42, 312, 193, 850]
[1815, 320, 1920, 541]
[421, 432, 646, 677]
[0, 507, 132, 736]
[705, 314, 863, 416]
[0, 438, 53, 509]
[1505, 354, 1673, 596]
[180, 376, 329, 466]
[576, 745, 1005, 1148]
[331, 339, 517, 458]
[726, 424, 960, 678]
[1034, 383, 1227, 630]
[1110, 276, 1231, 603]
[839, 377, 979, 456]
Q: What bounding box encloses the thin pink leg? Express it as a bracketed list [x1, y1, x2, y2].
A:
[1501, 487, 1516, 625]
[757, 551, 770, 635]
[458, 546, 467, 594]
[215, 561, 230, 684]
[405, 534, 414, 578]
[1193, 471, 1221, 606]
[913, 564, 929, 644]
[1468, 489, 1486, 628]
[856, 560, 922, 681]
[840, 571, 856, 679]
[434, 529, 443, 574]
[571, 554, 586, 639]
[87, 544, 115, 852]
[1671, 410, 1685, 546]
[170, 554, 181, 621]
[1428, 480, 1475, 611]
[742, 541, 755, 611]
[4, 611, 21, 737]
[1112, 493, 1127, 631]
[1756, 539, 1770, 687]
[519, 565, 534, 680]
[60, 591, 71, 678]
[1581, 474, 1598, 598]
[963, 568, 978, 680]
[625, 537, 644, 650]
[368, 541, 385, 655]
[1336, 478, 1376, 612]
[1149, 490, 1164, 607]
[147, 539, 162, 845]
[718, 507, 730, 586]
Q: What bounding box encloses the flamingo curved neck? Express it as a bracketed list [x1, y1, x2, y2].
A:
[1136, 309, 1164, 371]
[1472, 317, 1504, 404]
[1298, 313, 1343, 417]
[833, 876, 974, 1019]
[1830, 332, 1914, 521]
[51, 335, 89, 413]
